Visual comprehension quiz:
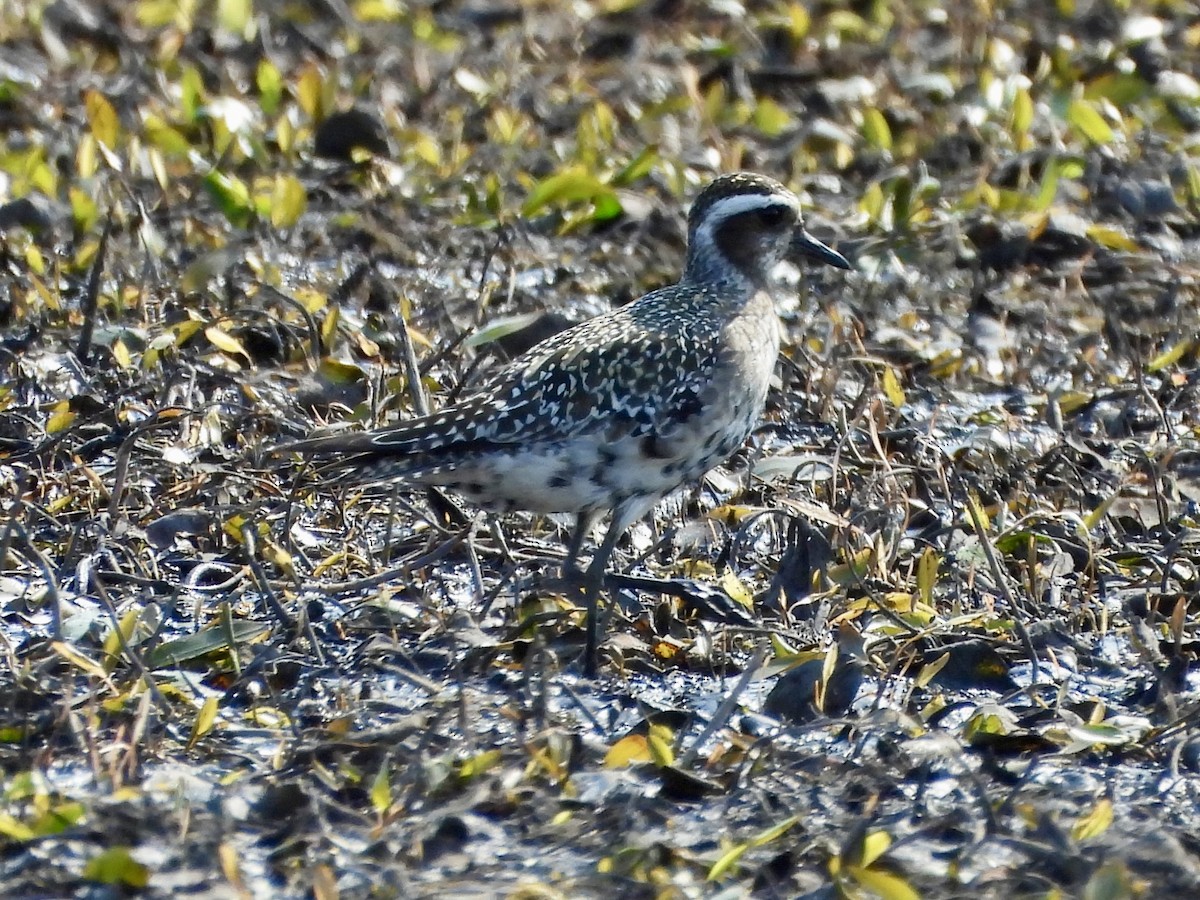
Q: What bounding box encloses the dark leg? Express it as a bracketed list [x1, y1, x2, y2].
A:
[563, 511, 597, 578]
[582, 522, 622, 677]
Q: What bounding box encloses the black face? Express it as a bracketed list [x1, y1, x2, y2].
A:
[712, 202, 800, 282]
[752, 204, 793, 230]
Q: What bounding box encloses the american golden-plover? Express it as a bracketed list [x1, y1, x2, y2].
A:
[287, 172, 850, 674]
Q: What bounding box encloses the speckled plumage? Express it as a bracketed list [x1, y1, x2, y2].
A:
[286, 172, 850, 673]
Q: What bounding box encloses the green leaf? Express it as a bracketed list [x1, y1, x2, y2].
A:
[1011, 87, 1033, 139]
[1084, 73, 1147, 106]
[33, 801, 86, 837]
[522, 167, 611, 218]
[708, 815, 798, 880]
[753, 98, 791, 137]
[142, 114, 191, 155]
[317, 358, 367, 386]
[861, 107, 892, 151]
[1067, 99, 1114, 144]
[370, 761, 391, 813]
[256, 60, 284, 116]
[144, 620, 270, 669]
[464, 312, 545, 348]
[611, 145, 659, 187]
[204, 171, 255, 228]
[590, 191, 624, 222]
[179, 65, 206, 125]
[217, 0, 254, 37]
[83, 847, 150, 888]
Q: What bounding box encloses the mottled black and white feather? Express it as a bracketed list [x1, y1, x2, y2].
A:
[283, 172, 849, 518]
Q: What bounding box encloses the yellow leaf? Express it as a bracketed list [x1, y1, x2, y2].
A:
[84, 89, 120, 148]
[707, 504, 766, 525]
[605, 734, 651, 767]
[916, 651, 949, 688]
[646, 724, 675, 767]
[787, 3, 810, 38]
[1147, 338, 1195, 373]
[708, 815, 799, 880]
[205, 325, 251, 363]
[720, 571, 754, 609]
[188, 696, 219, 748]
[1084, 492, 1118, 531]
[101, 606, 141, 672]
[143, 113, 190, 155]
[174, 319, 205, 347]
[316, 359, 366, 388]
[881, 366, 905, 408]
[753, 98, 791, 137]
[296, 65, 326, 120]
[0, 812, 35, 842]
[708, 841, 750, 881]
[459, 749, 502, 779]
[827, 547, 874, 586]
[51, 642, 108, 680]
[217, 843, 243, 892]
[46, 402, 76, 434]
[269, 174, 307, 229]
[1086, 225, 1139, 252]
[315, 305, 339, 351]
[1072, 798, 1113, 842]
[847, 864, 920, 900]
[860, 830, 892, 867]
[112, 339, 132, 369]
[75, 132, 99, 179]
[1011, 87, 1033, 138]
[917, 548, 939, 605]
[1056, 390, 1092, 414]
[25, 244, 45, 276]
[370, 761, 391, 813]
[966, 491, 990, 531]
[69, 186, 99, 233]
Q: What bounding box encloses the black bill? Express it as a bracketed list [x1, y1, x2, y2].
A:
[792, 228, 851, 270]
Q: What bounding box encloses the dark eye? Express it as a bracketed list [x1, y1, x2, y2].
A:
[757, 206, 789, 227]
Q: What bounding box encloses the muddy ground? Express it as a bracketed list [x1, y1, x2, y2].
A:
[1, 0, 1200, 897]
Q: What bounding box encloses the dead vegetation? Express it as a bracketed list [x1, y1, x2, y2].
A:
[1, 0, 1199, 896]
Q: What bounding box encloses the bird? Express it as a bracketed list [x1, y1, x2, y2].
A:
[284, 172, 850, 675]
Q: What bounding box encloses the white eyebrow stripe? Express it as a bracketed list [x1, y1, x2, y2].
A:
[698, 193, 798, 221]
